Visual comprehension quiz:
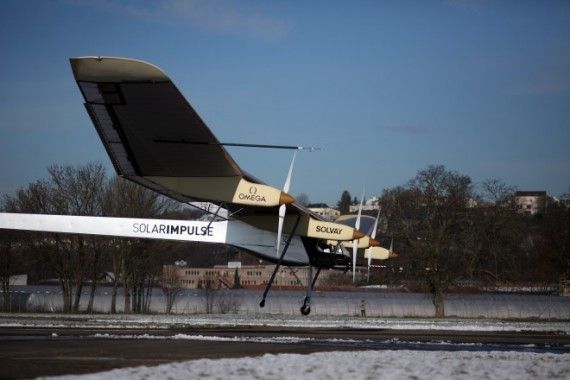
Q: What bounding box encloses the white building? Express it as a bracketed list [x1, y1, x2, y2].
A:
[349, 196, 380, 212]
[515, 191, 547, 216]
[9, 274, 27, 286]
[308, 203, 340, 221]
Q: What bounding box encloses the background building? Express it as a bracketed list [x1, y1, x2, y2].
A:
[308, 203, 340, 221]
[165, 263, 334, 289]
[515, 191, 547, 216]
[349, 196, 380, 213]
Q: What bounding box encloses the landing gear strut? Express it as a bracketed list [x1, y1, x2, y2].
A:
[300, 266, 321, 316]
[259, 216, 301, 309]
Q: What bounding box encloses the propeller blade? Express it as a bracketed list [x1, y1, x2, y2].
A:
[388, 236, 396, 257]
[283, 151, 296, 193]
[355, 190, 364, 230]
[352, 238, 358, 282]
[352, 189, 365, 283]
[276, 151, 297, 255]
[367, 209, 380, 282]
[371, 210, 380, 240]
[277, 204, 286, 253]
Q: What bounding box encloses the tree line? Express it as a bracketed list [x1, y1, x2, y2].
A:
[0, 163, 204, 313]
[1, 163, 568, 317]
[338, 165, 569, 317]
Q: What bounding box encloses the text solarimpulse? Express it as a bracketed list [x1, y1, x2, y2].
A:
[133, 222, 214, 236]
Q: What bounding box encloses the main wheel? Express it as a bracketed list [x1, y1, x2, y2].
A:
[300, 296, 311, 315]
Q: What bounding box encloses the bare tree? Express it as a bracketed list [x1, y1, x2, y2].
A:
[85, 236, 106, 313]
[102, 177, 180, 314]
[199, 274, 217, 314]
[3, 179, 73, 312]
[216, 289, 241, 314]
[381, 165, 473, 317]
[126, 240, 158, 313]
[0, 235, 13, 311]
[296, 193, 310, 207]
[535, 189, 570, 286]
[160, 265, 184, 314]
[0, 198, 14, 311]
[47, 163, 107, 312]
[475, 180, 523, 284]
[3, 164, 107, 313]
[0, 198, 19, 311]
[107, 239, 123, 314]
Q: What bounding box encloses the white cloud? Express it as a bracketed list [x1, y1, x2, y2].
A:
[511, 56, 570, 95]
[67, 0, 291, 41]
[513, 69, 570, 95]
[381, 125, 430, 135]
[443, 0, 487, 12]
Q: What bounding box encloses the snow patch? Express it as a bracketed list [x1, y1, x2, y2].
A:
[2, 314, 569, 333]
[91, 333, 361, 345]
[39, 350, 570, 380]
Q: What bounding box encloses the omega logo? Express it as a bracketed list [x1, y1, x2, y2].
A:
[238, 185, 266, 203]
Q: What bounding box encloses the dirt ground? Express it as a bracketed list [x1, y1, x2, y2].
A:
[1, 327, 568, 379]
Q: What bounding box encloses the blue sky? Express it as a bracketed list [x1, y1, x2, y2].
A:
[1, 0, 569, 205]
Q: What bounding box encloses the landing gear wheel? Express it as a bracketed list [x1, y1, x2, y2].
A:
[259, 300, 265, 308]
[300, 296, 311, 316]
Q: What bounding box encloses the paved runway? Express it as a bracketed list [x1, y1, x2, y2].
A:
[1, 326, 569, 379]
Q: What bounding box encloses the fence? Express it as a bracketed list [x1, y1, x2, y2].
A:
[5, 286, 569, 319]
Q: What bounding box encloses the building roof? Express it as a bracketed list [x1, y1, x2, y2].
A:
[308, 203, 331, 208]
[515, 191, 547, 197]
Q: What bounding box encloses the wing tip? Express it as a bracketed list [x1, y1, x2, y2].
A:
[69, 56, 169, 82]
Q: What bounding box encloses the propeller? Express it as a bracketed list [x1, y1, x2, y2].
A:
[352, 190, 365, 283]
[276, 151, 297, 256]
[367, 209, 381, 282]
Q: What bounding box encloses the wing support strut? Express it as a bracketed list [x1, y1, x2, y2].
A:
[259, 215, 301, 309]
[154, 139, 319, 151]
[206, 202, 225, 230]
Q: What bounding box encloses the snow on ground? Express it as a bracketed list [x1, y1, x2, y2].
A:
[92, 333, 364, 345]
[41, 350, 570, 380]
[1, 313, 569, 333]
[4, 313, 566, 379]
[89, 333, 570, 351]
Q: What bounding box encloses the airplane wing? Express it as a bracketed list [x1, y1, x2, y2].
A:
[71, 56, 364, 242]
[71, 56, 243, 204]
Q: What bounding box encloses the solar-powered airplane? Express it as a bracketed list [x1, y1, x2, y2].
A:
[0, 57, 394, 315]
